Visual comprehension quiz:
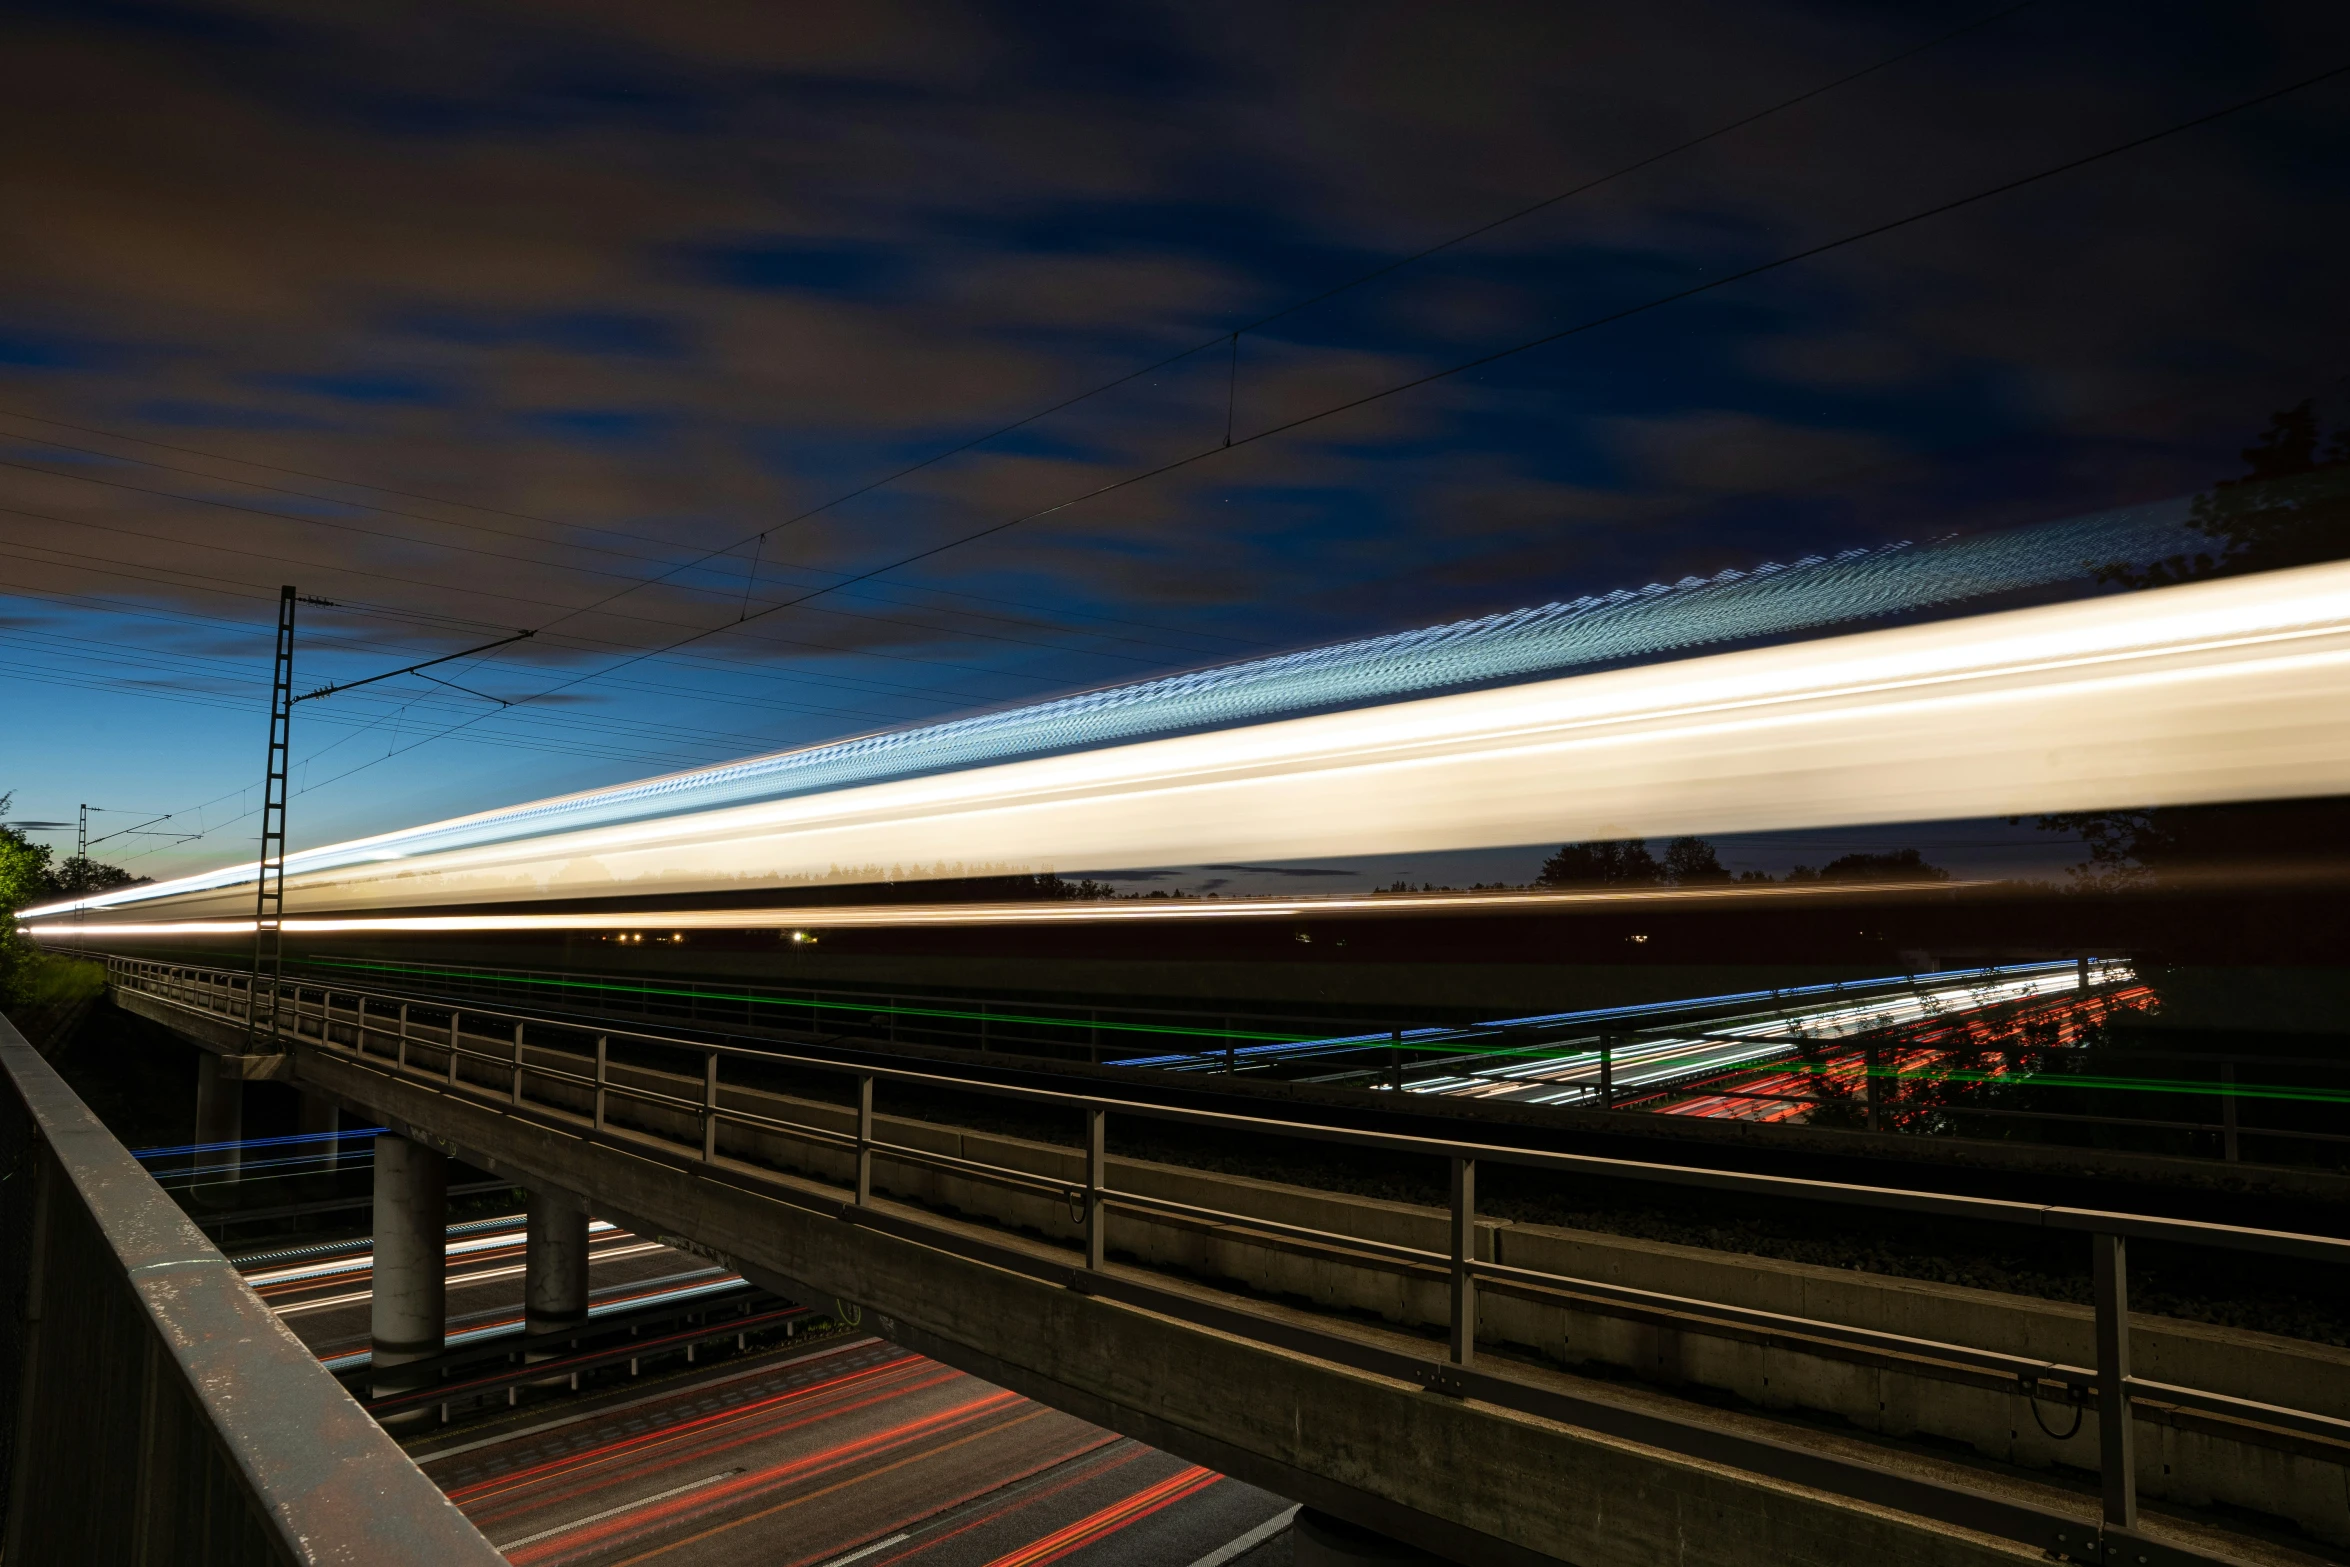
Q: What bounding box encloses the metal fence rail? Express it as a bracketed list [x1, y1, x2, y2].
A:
[110, 955, 2350, 1566]
[276, 950, 1358, 1064]
[160, 950, 2345, 1168]
[0, 1011, 501, 1565]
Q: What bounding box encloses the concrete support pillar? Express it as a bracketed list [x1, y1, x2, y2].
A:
[1293, 1510, 1443, 1566]
[193, 1052, 242, 1184]
[296, 1091, 339, 1171]
[370, 1134, 446, 1402]
[525, 1187, 591, 1338]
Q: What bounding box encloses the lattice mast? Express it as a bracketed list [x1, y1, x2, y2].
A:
[248, 585, 296, 1047]
[73, 803, 87, 954]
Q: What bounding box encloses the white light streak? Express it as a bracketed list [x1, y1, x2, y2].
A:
[30, 559, 2350, 923]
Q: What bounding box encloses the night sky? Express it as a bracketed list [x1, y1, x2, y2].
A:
[5, 0, 2349, 888]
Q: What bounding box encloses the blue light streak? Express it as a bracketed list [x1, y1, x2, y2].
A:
[44, 500, 2192, 916]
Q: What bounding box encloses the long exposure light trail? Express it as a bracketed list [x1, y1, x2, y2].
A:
[10, 505, 2207, 921]
[27, 555, 2350, 923]
[1401, 961, 2134, 1106]
[974, 1464, 1221, 1567]
[18, 878, 1970, 938]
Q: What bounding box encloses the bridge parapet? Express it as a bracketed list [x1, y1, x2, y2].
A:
[0, 1013, 501, 1566]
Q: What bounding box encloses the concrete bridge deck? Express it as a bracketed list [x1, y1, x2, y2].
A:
[106, 959, 2350, 1567]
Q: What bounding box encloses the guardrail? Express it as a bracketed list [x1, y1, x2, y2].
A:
[0, 1011, 500, 1564]
[109, 954, 2350, 1565]
[126, 949, 2342, 1170]
[266, 950, 1358, 1064]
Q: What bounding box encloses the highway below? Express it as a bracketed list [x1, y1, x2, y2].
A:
[241, 1213, 745, 1369]
[237, 1208, 1296, 1566]
[413, 1337, 1294, 1567]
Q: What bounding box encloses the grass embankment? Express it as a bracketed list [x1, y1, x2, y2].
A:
[1, 951, 107, 1052]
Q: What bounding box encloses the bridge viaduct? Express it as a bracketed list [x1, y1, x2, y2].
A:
[12, 956, 2347, 1567]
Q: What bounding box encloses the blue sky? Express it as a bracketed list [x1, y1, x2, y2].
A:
[3, 0, 2348, 887]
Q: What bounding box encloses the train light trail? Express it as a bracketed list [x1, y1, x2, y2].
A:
[26, 555, 2350, 926]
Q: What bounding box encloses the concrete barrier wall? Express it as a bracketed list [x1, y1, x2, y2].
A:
[434, 1029, 2350, 1545]
[0, 1017, 500, 1566]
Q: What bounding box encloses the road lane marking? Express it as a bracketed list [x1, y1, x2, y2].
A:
[600, 1406, 1053, 1566]
[816, 1533, 910, 1567]
[1185, 1506, 1300, 1567]
[269, 1242, 676, 1315]
[412, 1337, 883, 1464]
[495, 1468, 744, 1551]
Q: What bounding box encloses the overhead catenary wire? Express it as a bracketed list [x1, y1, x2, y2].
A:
[15, 8, 2260, 865]
[98, 52, 2347, 845]
[7, 2, 2030, 706]
[0, 426, 1264, 660]
[439, 2, 2048, 650]
[0, 451, 1235, 666]
[0, 501, 1114, 686]
[0, 573, 1036, 725]
[392, 56, 2350, 754]
[0, 2, 2052, 869]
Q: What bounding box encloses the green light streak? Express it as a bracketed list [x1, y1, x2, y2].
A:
[296, 953, 1312, 1045]
[270, 955, 2340, 1105]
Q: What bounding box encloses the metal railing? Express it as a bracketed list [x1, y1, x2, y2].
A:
[109, 955, 2350, 1565]
[0, 1010, 500, 1565]
[179, 950, 2347, 1170]
[270, 950, 1364, 1064]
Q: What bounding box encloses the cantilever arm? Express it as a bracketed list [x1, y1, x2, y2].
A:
[296, 629, 532, 703]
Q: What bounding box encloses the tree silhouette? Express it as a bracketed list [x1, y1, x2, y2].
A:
[2046, 403, 2350, 882]
[1661, 835, 1732, 885]
[1814, 848, 1948, 884]
[2103, 400, 2350, 589]
[1537, 838, 1661, 886]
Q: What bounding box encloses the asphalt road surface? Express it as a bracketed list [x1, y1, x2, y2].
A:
[415, 1336, 1296, 1567]
[241, 1214, 736, 1364]
[237, 1215, 1297, 1564]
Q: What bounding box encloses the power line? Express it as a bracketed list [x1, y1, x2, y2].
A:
[0, 631, 947, 759]
[44, 51, 2350, 853]
[438, 57, 2350, 739]
[1229, 2, 2040, 339]
[0, 563, 1041, 717]
[486, 4, 2047, 649]
[37, 10, 2257, 863]
[9, 4, 2026, 688]
[0, 3, 2039, 855]
[0, 419, 1265, 657]
[0, 449, 1230, 665]
[0, 501, 1125, 684]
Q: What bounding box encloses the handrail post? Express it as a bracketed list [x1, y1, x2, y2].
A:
[510, 1020, 525, 1106]
[702, 1052, 719, 1162]
[1389, 1027, 1403, 1091]
[593, 1036, 608, 1132]
[447, 1010, 463, 1086]
[855, 1075, 874, 1204]
[2093, 1231, 2137, 1532]
[1224, 1017, 1235, 1074]
[1085, 1106, 1106, 1269]
[1598, 1038, 1613, 1109]
[1450, 1156, 1476, 1367]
